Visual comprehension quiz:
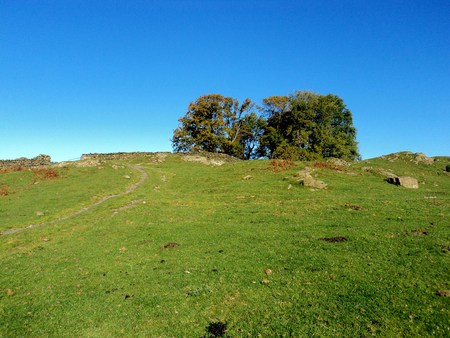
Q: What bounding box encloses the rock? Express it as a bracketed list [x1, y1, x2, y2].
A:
[260, 279, 270, 285]
[387, 176, 419, 189]
[362, 166, 397, 179]
[182, 155, 225, 166]
[243, 175, 252, 180]
[398, 177, 419, 188]
[36, 211, 45, 216]
[414, 152, 434, 165]
[123, 175, 131, 179]
[265, 269, 273, 275]
[327, 158, 351, 167]
[296, 169, 312, 179]
[300, 174, 327, 189]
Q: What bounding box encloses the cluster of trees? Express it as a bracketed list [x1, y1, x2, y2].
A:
[172, 91, 360, 161]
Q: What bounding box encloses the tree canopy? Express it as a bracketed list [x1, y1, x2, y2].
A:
[171, 94, 262, 159]
[172, 91, 360, 161]
[259, 91, 360, 161]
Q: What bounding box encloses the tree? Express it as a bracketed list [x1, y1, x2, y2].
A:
[238, 112, 266, 160]
[259, 91, 360, 161]
[172, 94, 256, 159]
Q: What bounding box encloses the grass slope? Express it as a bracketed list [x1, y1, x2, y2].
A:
[0, 154, 449, 337]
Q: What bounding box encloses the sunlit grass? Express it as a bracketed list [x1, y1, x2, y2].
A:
[0, 154, 449, 336]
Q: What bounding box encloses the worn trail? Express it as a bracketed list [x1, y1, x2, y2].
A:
[0, 165, 148, 236]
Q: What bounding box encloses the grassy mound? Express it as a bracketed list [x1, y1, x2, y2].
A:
[0, 153, 449, 336]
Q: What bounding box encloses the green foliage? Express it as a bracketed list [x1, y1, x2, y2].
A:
[173, 91, 360, 161]
[259, 91, 360, 161]
[172, 94, 258, 159]
[446, 164, 450, 172]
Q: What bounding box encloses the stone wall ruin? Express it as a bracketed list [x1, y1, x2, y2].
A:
[0, 155, 52, 169]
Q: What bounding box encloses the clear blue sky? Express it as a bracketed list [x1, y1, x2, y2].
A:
[1, 0, 449, 162]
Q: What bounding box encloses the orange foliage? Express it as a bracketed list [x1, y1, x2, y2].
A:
[0, 166, 26, 174]
[269, 159, 295, 172]
[33, 168, 59, 180]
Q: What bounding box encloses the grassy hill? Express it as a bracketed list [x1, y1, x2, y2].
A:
[0, 153, 449, 337]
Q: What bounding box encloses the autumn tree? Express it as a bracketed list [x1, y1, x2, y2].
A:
[172, 94, 259, 159]
[259, 91, 360, 161]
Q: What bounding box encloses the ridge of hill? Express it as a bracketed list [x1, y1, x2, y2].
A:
[0, 152, 449, 336]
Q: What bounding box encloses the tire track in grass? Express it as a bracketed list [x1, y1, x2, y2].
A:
[0, 165, 148, 236]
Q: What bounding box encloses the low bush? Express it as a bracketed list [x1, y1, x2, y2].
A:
[33, 168, 59, 180]
[0, 166, 26, 174]
[269, 159, 295, 172]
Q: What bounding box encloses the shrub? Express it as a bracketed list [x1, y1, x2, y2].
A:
[0, 166, 26, 174]
[269, 159, 295, 172]
[33, 168, 59, 180]
[446, 164, 450, 173]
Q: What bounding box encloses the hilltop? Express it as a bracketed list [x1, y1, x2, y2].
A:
[0, 152, 449, 336]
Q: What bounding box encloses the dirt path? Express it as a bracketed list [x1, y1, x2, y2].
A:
[0, 165, 148, 236]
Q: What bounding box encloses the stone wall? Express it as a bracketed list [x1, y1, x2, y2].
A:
[0, 155, 52, 169]
[81, 152, 167, 161]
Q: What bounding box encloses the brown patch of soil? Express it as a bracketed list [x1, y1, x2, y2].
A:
[161, 242, 180, 249]
[0, 185, 10, 196]
[320, 236, 348, 243]
[345, 203, 363, 210]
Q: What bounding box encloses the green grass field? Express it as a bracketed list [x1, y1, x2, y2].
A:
[0, 153, 449, 337]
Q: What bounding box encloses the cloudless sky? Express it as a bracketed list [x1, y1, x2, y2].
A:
[1, 0, 449, 162]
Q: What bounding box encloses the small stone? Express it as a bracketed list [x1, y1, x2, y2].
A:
[265, 269, 273, 275]
[123, 175, 131, 179]
[287, 184, 292, 190]
[36, 211, 45, 216]
[436, 290, 450, 297]
[243, 175, 252, 180]
[7, 289, 14, 296]
[261, 279, 270, 285]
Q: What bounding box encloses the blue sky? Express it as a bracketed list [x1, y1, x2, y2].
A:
[1, 0, 449, 162]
